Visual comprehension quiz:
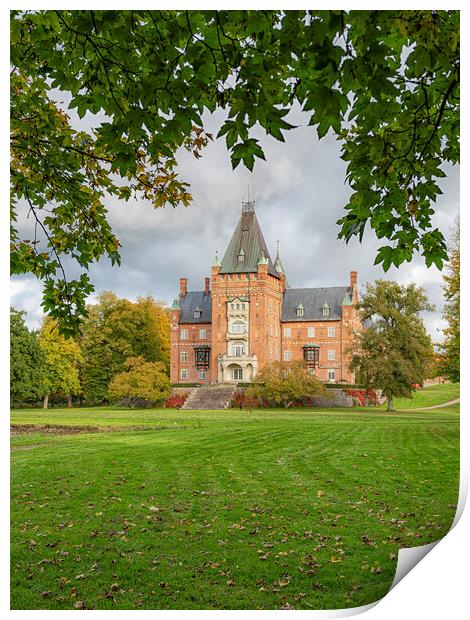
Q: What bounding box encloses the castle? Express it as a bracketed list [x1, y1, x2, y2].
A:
[170, 200, 362, 384]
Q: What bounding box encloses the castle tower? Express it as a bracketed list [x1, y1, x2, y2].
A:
[210, 200, 284, 383]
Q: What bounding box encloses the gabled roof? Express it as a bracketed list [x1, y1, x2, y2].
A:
[282, 287, 351, 322]
[179, 291, 212, 323]
[220, 201, 279, 278]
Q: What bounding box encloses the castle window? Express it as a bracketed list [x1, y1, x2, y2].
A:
[194, 307, 202, 319]
[323, 303, 330, 316]
[181, 329, 188, 340]
[284, 327, 291, 338]
[231, 344, 245, 357]
[180, 369, 188, 380]
[199, 329, 206, 340]
[231, 321, 246, 334]
[328, 327, 335, 337]
[238, 251, 245, 263]
[284, 350, 292, 361]
[180, 351, 188, 362]
[194, 345, 210, 369]
[233, 367, 243, 381]
[328, 370, 336, 382]
[308, 327, 315, 338]
[328, 349, 336, 361]
[230, 304, 235, 311]
[236, 304, 240, 310]
[303, 344, 320, 368]
[199, 370, 206, 380]
[296, 303, 304, 317]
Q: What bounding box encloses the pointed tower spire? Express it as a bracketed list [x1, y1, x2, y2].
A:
[274, 238, 286, 275]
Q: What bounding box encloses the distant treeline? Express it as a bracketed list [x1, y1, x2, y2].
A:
[10, 292, 170, 408]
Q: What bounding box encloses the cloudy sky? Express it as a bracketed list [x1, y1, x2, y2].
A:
[11, 105, 459, 342]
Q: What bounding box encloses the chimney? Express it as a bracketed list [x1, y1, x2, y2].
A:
[204, 277, 210, 295]
[350, 271, 357, 289]
[179, 277, 188, 297]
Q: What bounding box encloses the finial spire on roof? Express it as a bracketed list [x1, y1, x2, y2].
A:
[274, 238, 286, 276]
[212, 249, 221, 267]
[242, 199, 255, 213]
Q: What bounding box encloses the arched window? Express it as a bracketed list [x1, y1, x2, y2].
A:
[297, 303, 304, 317]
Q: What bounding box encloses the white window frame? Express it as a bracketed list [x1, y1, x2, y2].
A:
[327, 349, 336, 361]
[307, 327, 315, 338]
[198, 369, 206, 380]
[180, 369, 188, 380]
[180, 351, 188, 362]
[199, 329, 206, 340]
[284, 327, 291, 338]
[180, 329, 188, 340]
[284, 350, 292, 361]
[231, 321, 246, 334]
[231, 344, 245, 357]
[328, 370, 336, 382]
[328, 327, 335, 337]
[233, 367, 243, 381]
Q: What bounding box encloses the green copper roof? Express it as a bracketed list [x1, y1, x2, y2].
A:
[342, 291, 353, 305]
[172, 299, 180, 309]
[220, 202, 279, 277]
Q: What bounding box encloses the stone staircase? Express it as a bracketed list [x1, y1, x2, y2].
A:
[181, 385, 237, 410]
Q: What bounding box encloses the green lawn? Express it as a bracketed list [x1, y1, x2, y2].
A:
[381, 382, 460, 410]
[11, 406, 459, 610]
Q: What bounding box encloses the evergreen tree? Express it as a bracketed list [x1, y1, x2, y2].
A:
[349, 281, 434, 411]
[439, 224, 460, 382]
[10, 308, 45, 405]
[80, 292, 170, 403]
[38, 317, 82, 408]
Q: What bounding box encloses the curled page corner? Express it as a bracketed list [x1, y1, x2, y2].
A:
[388, 473, 468, 593]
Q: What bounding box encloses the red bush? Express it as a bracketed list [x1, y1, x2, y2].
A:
[163, 392, 189, 408]
[346, 389, 380, 407]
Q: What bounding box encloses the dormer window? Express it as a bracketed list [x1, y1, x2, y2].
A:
[322, 303, 330, 317]
[238, 248, 245, 263]
[193, 306, 202, 319]
[296, 303, 304, 317]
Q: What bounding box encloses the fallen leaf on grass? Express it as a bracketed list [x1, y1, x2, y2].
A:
[330, 556, 343, 563]
[317, 490, 325, 497]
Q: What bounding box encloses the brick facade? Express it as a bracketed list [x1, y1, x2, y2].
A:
[170, 201, 362, 385]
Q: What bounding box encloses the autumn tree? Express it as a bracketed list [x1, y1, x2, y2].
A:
[247, 361, 328, 409]
[80, 292, 170, 404]
[38, 317, 83, 408]
[108, 356, 171, 407]
[11, 10, 459, 333]
[10, 308, 45, 406]
[438, 224, 460, 382]
[349, 281, 434, 411]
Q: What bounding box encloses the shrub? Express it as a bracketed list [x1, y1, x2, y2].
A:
[346, 388, 380, 407]
[163, 393, 189, 408]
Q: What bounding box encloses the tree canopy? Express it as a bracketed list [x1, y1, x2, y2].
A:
[11, 10, 459, 333]
[80, 292, 170, 404]
[10, 308, 45, 405]
[438, 224, 460, 382]
[348, 280, 434, 411]
[38, 316, 83, 408]
[247, 360, 327, 408]
[108, 356, 171, 407]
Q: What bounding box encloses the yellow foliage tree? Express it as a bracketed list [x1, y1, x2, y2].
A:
[247, 361, 328, 409]
[108, 356, 171, 408]
[38, 317, 83, 408]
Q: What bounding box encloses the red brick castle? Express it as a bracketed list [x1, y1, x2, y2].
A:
[170, 200, 361, 384]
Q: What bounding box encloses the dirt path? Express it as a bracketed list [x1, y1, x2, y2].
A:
[404, 398, 460, 411]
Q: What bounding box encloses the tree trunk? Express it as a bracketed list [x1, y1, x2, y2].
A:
[43, 393, 49, 409]
[67, 395, 72, 408]
[387, 396, 395, 412]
